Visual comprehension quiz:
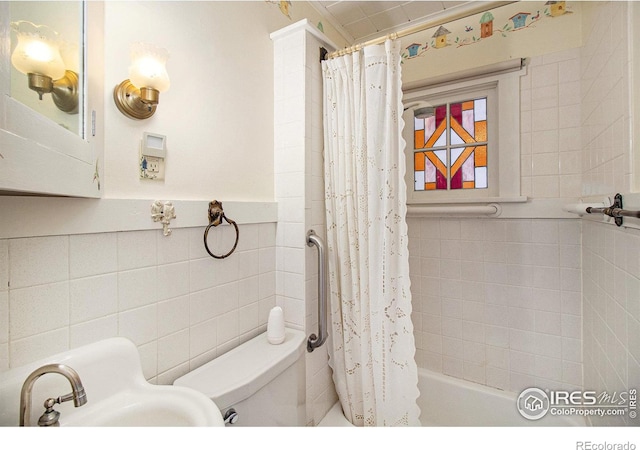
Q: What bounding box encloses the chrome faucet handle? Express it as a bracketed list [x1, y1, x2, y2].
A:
[37, 398, 61, 427]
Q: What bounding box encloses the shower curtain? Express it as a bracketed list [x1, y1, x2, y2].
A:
[321, 39, 421, 426]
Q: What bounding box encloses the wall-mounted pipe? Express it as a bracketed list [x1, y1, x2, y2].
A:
[306, 230, 327, 352]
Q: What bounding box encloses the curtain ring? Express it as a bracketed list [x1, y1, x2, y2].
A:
[203, 200, 239, 259]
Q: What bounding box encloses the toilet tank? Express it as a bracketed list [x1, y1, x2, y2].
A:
[174, 328, 306, 426]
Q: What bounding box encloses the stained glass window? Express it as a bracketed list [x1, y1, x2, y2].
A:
[413, 97, 488, 191]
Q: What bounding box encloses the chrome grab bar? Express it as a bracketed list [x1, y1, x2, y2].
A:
[306, 230, 328, 352]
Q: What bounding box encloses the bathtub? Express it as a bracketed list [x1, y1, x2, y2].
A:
[318, 368, 586, 426]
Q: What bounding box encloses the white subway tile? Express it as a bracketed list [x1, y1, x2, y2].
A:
[10, 236, 69, 289]
[562, 337, 582, 363]
[485, 325, 509, 348]
[69, 273, 118, 324]
[156, 262, 190, 301]
[561, 268, 582, 292]
[157, 228, 190, 265]
[535, 355, 562, 381]
[189, 258, 217, 293]
[533, 266, 559, 290]
[189, 287, 220, 326]
[189, 227, 209, 260]
[117, 230, 157, 271]
[486, 366, 510, 391]
[531, 85, 558, 111]
[10, 328, 68, 368]
[442, 336, 463, 359]
[69, 315, 118, 349]
[532, 129, 559, 155]
[235, 224, 260, 252]
[158, 295, 189, 337]
[118, 267, 157, 311]
[535, 310, 562, 336]
[10, 282, 69, 340]
[238, 303, 260, 335]
[531, 63, 559, 89]
[238, 275, 260, 307]
[158, 330, 190, 374]
[442, 356, 463, 378]
[509, 307, 536, 331]
[441, 317, 462, 339]
[463, 361, 485, 385]
[118, 305, 157, 346]
[189, 317, 218, 358]
[531, 175, 559, 197]
[534, 333, 562, 359]
[70, 233, 118, 279]
[532, 107, 559, 132]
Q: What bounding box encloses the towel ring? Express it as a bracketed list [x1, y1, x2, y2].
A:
[203, 200, 239, 259]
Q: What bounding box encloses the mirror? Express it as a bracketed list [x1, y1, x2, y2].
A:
[0, 1, 103, 197]
[9, 1, 83, 136]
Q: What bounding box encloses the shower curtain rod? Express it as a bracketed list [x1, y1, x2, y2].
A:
[327, 1, 518, 59]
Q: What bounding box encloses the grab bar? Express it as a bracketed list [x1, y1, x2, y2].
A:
[586, 193, 640, 227]
[406, 203, 501, 217]
[306, 230, 328, 352]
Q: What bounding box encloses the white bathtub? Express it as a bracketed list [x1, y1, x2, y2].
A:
[318, 368, 586, 426]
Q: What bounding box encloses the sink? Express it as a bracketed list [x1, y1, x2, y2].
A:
[0, 338, 224, 427]
[62, 389, 219, 427]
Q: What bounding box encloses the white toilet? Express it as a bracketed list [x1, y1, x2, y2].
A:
[174, 328, 306, 426]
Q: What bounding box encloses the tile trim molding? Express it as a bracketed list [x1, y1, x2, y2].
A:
[0, 197, 277, 239]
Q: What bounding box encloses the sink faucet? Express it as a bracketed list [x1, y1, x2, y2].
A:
[19, 363, 87, 427]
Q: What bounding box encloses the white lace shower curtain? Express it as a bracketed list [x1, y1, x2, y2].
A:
[321, 39, 421, 426]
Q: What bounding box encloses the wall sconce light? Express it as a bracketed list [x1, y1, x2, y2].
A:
[113, 43, 170, 120]
[10, 21, 79, 114]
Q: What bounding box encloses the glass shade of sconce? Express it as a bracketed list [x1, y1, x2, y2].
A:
[10, 21, 79, 114]
[113, 43, 170, 120]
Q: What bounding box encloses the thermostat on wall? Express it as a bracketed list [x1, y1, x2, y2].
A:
[140, 132, 167, 181]
[142, 132, 167, 158]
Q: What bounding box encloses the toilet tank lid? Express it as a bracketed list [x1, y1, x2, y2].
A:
[174, 328, 306, 410]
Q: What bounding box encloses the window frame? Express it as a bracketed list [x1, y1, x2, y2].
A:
[403, 67, 526, 205]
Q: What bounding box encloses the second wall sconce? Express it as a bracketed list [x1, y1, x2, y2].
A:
[10, 20, 79, 114]
[114, 42, 170, 120]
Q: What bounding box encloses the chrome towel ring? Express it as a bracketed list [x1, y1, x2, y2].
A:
[203, 200, 239, 259]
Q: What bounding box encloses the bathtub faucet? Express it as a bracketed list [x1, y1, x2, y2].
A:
[19, 363, 88, 426]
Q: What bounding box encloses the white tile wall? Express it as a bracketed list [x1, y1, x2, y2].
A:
[581, 1, 631, 197]
[580, 1, 639, 427]
[521, 47, 582, 199]
[408, 217, 583, 394]
[582, 221, 640, 426]
[273, 22, 338, 426]
[0, 223, 277, 383]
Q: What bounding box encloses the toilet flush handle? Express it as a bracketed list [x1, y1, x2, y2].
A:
[223, 408, 238, 425]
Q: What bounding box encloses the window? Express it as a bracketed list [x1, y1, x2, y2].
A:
[414, 95, 490, 192]
[403, 66, 525, 205]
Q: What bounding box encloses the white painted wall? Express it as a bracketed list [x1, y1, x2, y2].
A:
[102, 1, 345, 201]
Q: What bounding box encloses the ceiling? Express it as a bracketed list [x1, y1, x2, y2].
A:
[310, 1, 472, 44]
